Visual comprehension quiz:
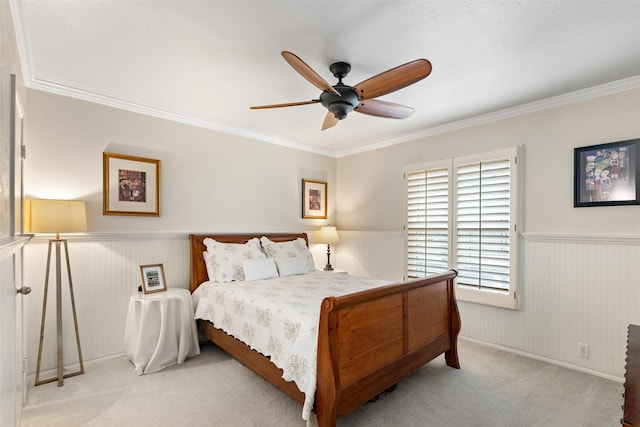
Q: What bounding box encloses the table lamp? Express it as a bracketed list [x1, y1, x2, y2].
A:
[319, 226, 339, 271]
[25, 199, 87, 387]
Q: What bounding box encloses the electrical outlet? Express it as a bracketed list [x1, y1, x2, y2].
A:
[578, 343, 589, 358]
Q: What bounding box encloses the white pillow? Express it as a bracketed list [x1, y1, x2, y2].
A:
[203, 237, 266, 282]
[243, 258, 279, 281]
[260, 236, 315, 273]
[203, 251, 216, 281]
[275, 257, 309, 277]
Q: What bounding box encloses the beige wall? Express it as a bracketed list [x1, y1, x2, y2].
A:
[24, 90, 337, 233]
[335, 88, 640, 380]
[337, 88, 640, 235]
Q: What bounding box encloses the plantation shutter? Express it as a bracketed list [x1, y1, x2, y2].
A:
[406, 167, 450, 278]
[455, 158, 511, 291]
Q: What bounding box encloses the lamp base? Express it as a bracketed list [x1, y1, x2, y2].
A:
[35, 238, 84, 387]
[324, 244, 335, 272]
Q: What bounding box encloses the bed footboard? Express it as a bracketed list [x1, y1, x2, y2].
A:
[315, 270, 460, 427]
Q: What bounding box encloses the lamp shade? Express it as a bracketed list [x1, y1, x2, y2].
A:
[319, 226, 339, 245]
[25, 199, 87, 234]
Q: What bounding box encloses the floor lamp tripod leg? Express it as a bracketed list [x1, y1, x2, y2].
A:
[34, 239, 85, 387]
[55, 241, 63, 386]
[34, 241, 53, 386]
[63, 240, 84, 375]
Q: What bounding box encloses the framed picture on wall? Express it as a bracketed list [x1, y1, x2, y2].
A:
[302, 179, 327, 219]
[103, 152, 161, 216]
[139, 264, 167, 294]
[574, 138, 639, 207]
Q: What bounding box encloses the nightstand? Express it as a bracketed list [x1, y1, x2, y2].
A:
[124, 288, 200, 375]
[322, 269, 347, 274]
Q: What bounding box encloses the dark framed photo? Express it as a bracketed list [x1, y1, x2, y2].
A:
[574, 138, 639, 207]
[103, 152, 161, 216]
[139, 264, 167, 294]
[302, 179, 327, 219]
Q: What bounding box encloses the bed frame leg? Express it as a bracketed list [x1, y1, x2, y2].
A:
[315, 410, 337, 427]
[445, 347, 460, 369]
[445, 276, 462, 369]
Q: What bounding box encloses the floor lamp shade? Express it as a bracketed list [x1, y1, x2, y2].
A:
[25, 199, 87, 236]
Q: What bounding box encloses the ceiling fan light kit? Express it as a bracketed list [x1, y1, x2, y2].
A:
[251, 51, 432, 130]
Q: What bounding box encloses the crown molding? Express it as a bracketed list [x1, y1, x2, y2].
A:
[29, 74, 640, 160]
[336, 75, 640, 157]
[11, 2, 640, 159]
[27, 77, 337, 158]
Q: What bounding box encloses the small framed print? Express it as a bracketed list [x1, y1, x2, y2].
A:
[103, 152, 161, 216]
[574, 138, 639, 207]
[302, 179, 327, 219]
[139, 264, 167, 294]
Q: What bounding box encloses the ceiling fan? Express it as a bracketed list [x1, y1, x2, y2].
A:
[250, 51, 432, 130]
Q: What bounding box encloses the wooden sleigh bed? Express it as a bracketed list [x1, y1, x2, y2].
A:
[189, 232, 461, 427]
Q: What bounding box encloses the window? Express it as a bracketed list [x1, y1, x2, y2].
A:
[405, 146, 519, 309]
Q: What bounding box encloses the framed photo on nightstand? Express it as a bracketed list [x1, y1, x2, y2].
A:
[139, 264, 167, 294]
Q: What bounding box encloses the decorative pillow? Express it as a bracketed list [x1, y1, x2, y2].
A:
[275, 257, 309, 277]
[203, 237, 266, 282]
[243, 258, 279, 281]
[260, 236, 315, 273]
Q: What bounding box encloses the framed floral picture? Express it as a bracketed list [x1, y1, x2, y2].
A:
[574, 138, 639, 207]
[103, 152, 161, 216]
[139, 264, 167, 294]
[302, 179, 327, 219]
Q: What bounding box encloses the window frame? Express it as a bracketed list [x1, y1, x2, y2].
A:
[404, 146, 520, 310]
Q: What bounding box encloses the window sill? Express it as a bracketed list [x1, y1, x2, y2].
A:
[456, 285, 517, 310]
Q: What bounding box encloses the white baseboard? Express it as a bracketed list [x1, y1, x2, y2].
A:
[27, 352, 126, 382]
[460, 336, 624, 383]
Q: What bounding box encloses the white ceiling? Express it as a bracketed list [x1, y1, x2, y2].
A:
[11, 1, 640, 157]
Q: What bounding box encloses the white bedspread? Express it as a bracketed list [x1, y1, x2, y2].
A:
[192, 271, 389, 421]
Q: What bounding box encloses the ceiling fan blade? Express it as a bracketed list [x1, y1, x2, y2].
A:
[321, 112, 339, 130]
[354, 59, 432, 101]
[250, 99, 320, 109]
[281, 51, 341, 97]
[354, 99, 415, 119]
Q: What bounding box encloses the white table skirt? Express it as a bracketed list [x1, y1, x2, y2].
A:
[125, 288, 200, 375]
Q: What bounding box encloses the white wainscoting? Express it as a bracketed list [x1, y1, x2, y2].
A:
[333, 230, 405, 281]
[24, 231, 640, 381]
[23, 233, 189, 375]
[336, 231, 639, 380]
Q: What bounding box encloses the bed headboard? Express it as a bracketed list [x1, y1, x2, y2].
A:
[188, 233, 309, 293]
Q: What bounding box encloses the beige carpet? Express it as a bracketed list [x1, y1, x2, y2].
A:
[20, 339, 624, 427]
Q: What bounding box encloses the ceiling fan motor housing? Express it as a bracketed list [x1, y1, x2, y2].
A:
[320, 84, 359, 120]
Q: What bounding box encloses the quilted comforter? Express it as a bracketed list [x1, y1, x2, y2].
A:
[191, 271, 389, 421]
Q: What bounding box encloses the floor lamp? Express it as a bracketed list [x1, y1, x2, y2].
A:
[319, 226, 340, 271]
[25, 199, 87, 387]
